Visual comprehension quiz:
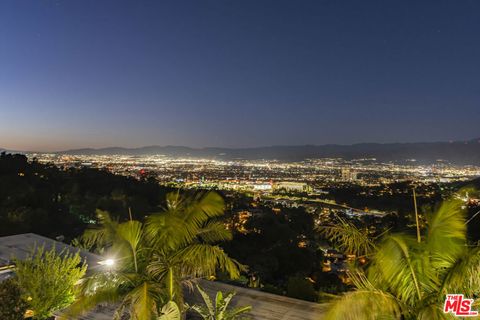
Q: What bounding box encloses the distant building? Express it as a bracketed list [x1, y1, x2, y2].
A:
[273, 181, 309, 193]
[341, 168, 357, 182]
[253, 183, 273, 191]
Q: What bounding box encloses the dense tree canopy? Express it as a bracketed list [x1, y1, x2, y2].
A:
[223, 205, 319, 289]
[0, 152, 172, 238]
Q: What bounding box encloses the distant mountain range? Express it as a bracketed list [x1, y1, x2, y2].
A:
[2, 138, 480, 165]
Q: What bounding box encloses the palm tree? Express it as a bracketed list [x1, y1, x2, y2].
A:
[67, 191, 244, 319]
[146, 192, 245, 307]
[322, 198, 480, 319]
[189, 285, 251, 320]
[66, 210, 165, 320]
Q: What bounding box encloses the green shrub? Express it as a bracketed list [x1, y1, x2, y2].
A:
[286, 276, 317, 302]
[15, 246, 87, 319]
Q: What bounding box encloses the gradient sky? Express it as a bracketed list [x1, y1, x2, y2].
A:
[1, 0, 479, 151]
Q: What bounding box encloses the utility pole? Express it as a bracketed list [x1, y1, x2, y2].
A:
[413, 187, 421, 243]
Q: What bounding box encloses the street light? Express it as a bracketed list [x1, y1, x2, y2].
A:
[99, 258, 115, 267]
[104, 259, 115, 266]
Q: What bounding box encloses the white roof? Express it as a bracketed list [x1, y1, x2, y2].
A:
[0, 233, 103, 272]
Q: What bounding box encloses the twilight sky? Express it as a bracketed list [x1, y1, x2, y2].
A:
[0, 0, 479, 151]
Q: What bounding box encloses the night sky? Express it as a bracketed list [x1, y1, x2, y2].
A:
[1, 0, 479, 151]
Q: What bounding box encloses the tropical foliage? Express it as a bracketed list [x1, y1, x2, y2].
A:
[15, 246, 87, 320]
[322, 198, 480, 319]
[67, 191, 244, 319]
[0, 278, 28, 320]
[189, 285, 251, 320]
[158, 301, 181, 320]
[66, 210, 165, 320]
[146, 192, 245, 305]
[320, 216, 377, 257]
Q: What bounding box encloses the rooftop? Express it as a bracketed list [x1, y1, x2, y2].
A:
[0, 233, 102, 272]
[187, 279, 326, 320]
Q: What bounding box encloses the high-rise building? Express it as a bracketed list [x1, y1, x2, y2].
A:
[341, 168, 357, 181]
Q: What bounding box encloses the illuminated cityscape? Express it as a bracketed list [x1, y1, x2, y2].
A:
[28, 153, 480, 221]
[32, 153, 480, 189]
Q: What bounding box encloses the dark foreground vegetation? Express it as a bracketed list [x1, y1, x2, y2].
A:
[0, 152, 173, 238]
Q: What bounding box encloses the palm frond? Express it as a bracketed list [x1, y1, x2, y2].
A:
[324, 289, 404, 320]
[116, 220, 143, 271]
[183, 192, 225, 227]
[125, 281, 163, 320]
[147, 192, 228, 251]
[196, 285, 215, 314]
[319, 217, 376, 257]
[197, 220, 233, 243]
[192, 286, 251, 320]
[218, 291, 235, 319]
[165, 191, 183, 210]
[147, 255, 171, 280]
[189, 304, 210, 319]
[117, 220, 143, 252]
[82, 210, 119, 249]
[178, 244, 246, 279]
[417, 303, 456, 320]
[146, 211, 197, 251]
[64, 287, 123, 319]
[146, 214, 183, 241]
[158, 301, 181, 320]
[426, 199, 466, 267]
[371, 234, 428, 306]
[440, 246, 480, 297]
[226, 306, 252, 319]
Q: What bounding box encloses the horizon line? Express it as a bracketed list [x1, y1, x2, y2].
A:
[1, 137, 479, 154]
